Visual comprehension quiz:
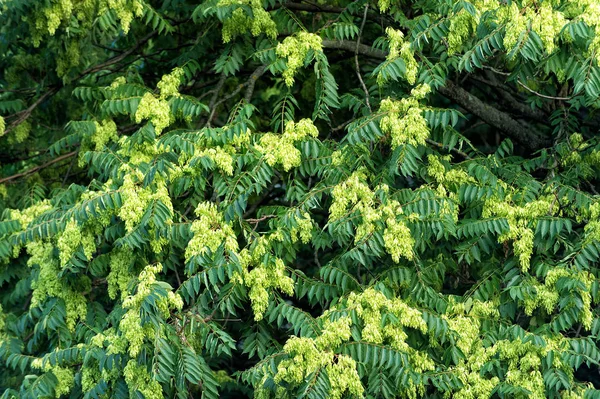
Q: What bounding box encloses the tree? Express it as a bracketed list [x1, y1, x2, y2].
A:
[1, 0, 600, 398]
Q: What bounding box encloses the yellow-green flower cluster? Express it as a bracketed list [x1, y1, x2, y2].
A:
[57, 219, 96, 266]
[290, 212, 313, 244]
[255, 118, 319, 171]
[0, 116, 5, 137]
[380, 85, 431, 149]
[240, 249, 294, 320]
[198, 147, 235, 175]
[523, 267, 593, 329]
[330, 173, 415, 261]
[495, 339, 548, 399]
[120, 264, 183, 357]
[118, 174, 173, 232]
[30, 0, 143, 47]
[31, 360, 75, 399]
[276, 32, 323, 86]
[27, 241, 88, 330]
[427, 155, 473, 187]
[124, 360, 164, 399]
[185, 202, 239, 262]
[444, 300, 500, 399]
[8, 120, 31, 144]
[107, 0, 144, 34]
[382, 200, 415, 262]
[219, 0, 277, 43]
[483, 195, 554, 272]
[107, 248, 135, 300]
[135, 92, 172, 135]
[157, 67, 184, 99]
[275, 316, 363, 398]
[10, 200, 53, 228]
[91, 119, 118, 151]
[447, 11, 477, 55]
[347, 288, 427, 349]
[383, 28, 418, 84]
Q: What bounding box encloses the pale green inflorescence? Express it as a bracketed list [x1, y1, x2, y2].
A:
[107, 248, 135, 300]
[0, 116, 5, 136]
[135, 93, 172, 135]
[57, 219, 96, 266]
[27, 240, 88, 330]
[9, 121, 31, 144]
[31, 360, 75, 398]
[276, 32, 323, 86]
[483, 194, 555, 272]
[274, 316, 363, 399]
[382, 28, 418, 84]
[290, 212, 313, 244]
[330, 172, 415, 261]
[30, 0, 144, 47]
[124, 360, 164, 399]
[134, 67, 183, 135]
[185, 202, 239, 262]
[523, 267, 594, 329]
[91, 119, 118, 151]
[219, 0, 278, 43]
[118, 173, 173, 233]
[238, 234, 295, 320]
[255, 118, 319, 171]
[120, 264, 183, 357]
[379, 84, 431, 149]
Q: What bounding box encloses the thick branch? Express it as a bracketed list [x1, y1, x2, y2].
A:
[270, 2, 345, 13]
[438, 80, 551, 151]
[322, 40, 387, 59]
[0, 151, 78, 185]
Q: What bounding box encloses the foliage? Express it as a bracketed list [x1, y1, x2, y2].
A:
[1, 0, 600, 398]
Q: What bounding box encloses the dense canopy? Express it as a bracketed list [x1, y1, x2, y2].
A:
[1, 0, 600, 398]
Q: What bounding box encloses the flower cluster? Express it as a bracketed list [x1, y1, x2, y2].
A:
[219, 0, 277, 43]
[124, 360, 164, 399]
[157, 67, 184, 99]
[91, 119, 118, 151]
[379, 85, 431, 149]
[274, 316, 363, 399]
[255, 118, 319, 171]
[483, 195, 554, 271]
[383, 28, 418, 84]
[276, 32, 323, 86]
[57, 219, 96, 266]
[107, 248, 135, 300]
[330, 172, 415, 261]
[135, 92, 172, 135]
[118, 174, 173, 232]
[185, 202, 239, 262]
[523, 267, 593, 329]
[238, 238, 295, 320]
[27, 241, 88, 330]
[120, 263, 183, 357]
[31, 360, 75, 399]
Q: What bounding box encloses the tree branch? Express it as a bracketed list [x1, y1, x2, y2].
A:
[438, 80, 551, 151]
[0, 151, 78, 185]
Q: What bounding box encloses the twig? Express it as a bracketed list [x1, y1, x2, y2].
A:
[426, 138, 471, 159]
[0, 151, 78, 184]
[354, 4, 371, 112]
[516, 79, 572, 101]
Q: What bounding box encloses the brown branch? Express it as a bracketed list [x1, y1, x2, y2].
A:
[270, 2, 345, 13]
[0, 151, 78, 185]
[322, 40, 387, 59]
[354, 4, 371, 112]
[426, 138, 471, 159]
[438, 80, 551, 151]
